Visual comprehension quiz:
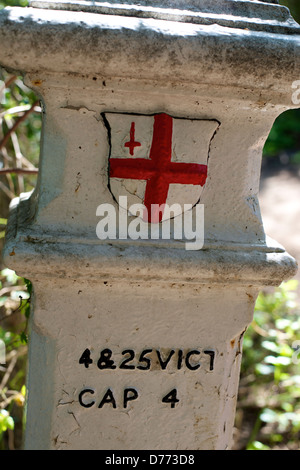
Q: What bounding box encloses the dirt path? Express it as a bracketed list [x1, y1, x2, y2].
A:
[259, 162, 300, 291]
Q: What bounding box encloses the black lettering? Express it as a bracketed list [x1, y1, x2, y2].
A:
[137, 349, 152, 370]
[97, 349, 116, 370]
[185, 350, 201, 370]
[79, 388, 95, 408]
[120, 349, 135, 369]
[79, 348, 93, 369]
[156, 349, 175, 370]
[123, 388, 139, 408]
[204, 350, 215, 371]
[177, 349, 184, 370]
[98, 388, 117, 409]
[162, 389, 179, 408]
[80, 347, 216, 373]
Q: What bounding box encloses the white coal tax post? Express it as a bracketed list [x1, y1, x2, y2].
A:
[0, 0, 299, 451]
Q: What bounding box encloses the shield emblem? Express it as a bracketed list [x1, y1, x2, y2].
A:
[105, 112, 219, 223]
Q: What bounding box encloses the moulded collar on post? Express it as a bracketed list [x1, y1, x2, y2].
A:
[28, 0, 300, 34]
[0, 0, 299, 95]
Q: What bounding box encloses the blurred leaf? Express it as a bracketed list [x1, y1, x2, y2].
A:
[260, 409, 278, 424]
[261, 340, 280, 354]
[19, 331, 28, 344]
[247, 441, 271, 451]
[1, 268, 19, 284]
[255, 363, 274, 376]
[0, 410, 14, 435]
[264, 355, 291, 366]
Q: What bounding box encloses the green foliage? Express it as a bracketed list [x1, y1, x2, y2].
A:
[280, 0, 300, 24]
[0, 34, 40, 447]
[263, 109, 300, 161]
[238, 281, 300, 450]
[0, 71, 41, 195]
[0, 410, 14, 434]
[0, 218, 6, 239]
[0, 269, 30, 449]
[0, 0, 28, 10]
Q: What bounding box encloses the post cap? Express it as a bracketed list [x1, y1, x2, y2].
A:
[28, 0, 299, 34]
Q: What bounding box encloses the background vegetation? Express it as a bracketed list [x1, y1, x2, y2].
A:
[0, 0, 300, 451]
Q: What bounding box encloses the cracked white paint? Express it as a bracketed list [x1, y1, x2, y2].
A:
[106, 113, 219, 220]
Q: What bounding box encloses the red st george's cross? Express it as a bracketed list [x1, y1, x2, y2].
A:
[109, 113, 208, 223]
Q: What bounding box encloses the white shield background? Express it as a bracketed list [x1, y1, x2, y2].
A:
[106, 113, 219, 221]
